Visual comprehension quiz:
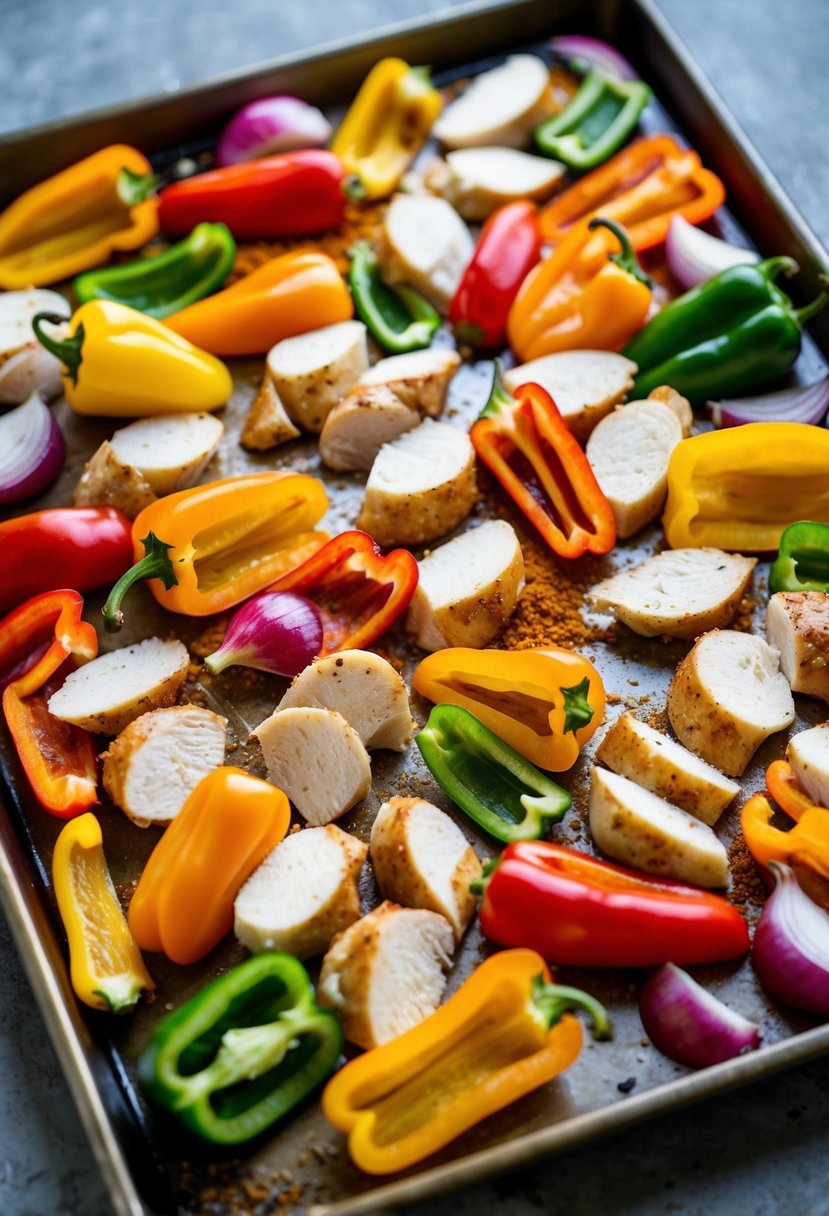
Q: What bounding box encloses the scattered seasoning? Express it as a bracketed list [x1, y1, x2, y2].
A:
[231, 200, 388, 282]
[497, 535, 609, 650]
[727, 834, 767, 912]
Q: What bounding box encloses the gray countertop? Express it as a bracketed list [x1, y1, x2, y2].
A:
[1, 2, 828, 1214]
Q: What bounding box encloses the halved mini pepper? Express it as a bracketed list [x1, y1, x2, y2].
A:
[507, 215, 653, 361]
[741, 791, 829, 881]
[101, 471, 328, 631]
[538, 133, 725, 250]
[166, 250, 353, 356]
[268, 529, 418, 655]
[769, 521, 829, 594]
[766, 758, 826, 822]
[128, 767, 289, 965]
[534, 68, 651, 172]
[73, 222, 236, 319]
[348, 242, 440, 354]
[416, 704, 571, 842]
[332, 58, 442, 200]
[53, 812, 153, 1012]
[32, 299, 233, 417]
[0, 144, 158, 289]
[663, 423, 829, 552]
[475, 841, 751, 967]
[0, 591, 98, 818]
[413, 646, 604, 771]
[470, 363, 616, 559]
[322, 948, 610, 1175]
[138, 952, 342, 1144]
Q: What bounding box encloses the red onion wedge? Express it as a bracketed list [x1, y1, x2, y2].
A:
[204, 591, 323, 677]
[216, 97, 332, 167]
[0, 392, 66, 505]
[666, 215, 759, 291]
[549, 35, 638, 81]
[753, 861, 829, 1017]
[709, 377, 829, 428]
[639, 962, 760, 1069]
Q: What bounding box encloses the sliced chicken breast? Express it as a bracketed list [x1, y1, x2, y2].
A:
[787, 724, 829, 808]
[406, 520, 525, 651]
[596, 712, 739, 826]
[380, 195, 474, 313]
[370, 797, 481, 940]
[108, 412, 224, 495]
[503, 350, 636, 442]
[588, 548, 757, 638]
[48, 638, 189, 736]
[102, 705, 227, 826]
[767, 591, 829, 704]
[433, 54, 555, 150]
[357, 348, 461, 418]
[0, 289, 69, 404]
[234, 825, 366, 959]
[645, 385, 693, 436]
[240, 373, 302, 451]
[357, 419, 477, 546]
[266, 320, 368, 432]
[73, 440, 157, 519]
[318, 384, 420, 471]
[277, 650, 415, 751]
[589, 766, 730, 888]
[424, 147, 566, 221]
[586, 400, 684, 538]
[253, 706, 371, 825]
[318, 901, 454, 1049]
[667, 630, 795, 777]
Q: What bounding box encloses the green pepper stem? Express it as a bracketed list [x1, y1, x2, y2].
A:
[469, 858, 498, 897]
[589, 216, 652, 288]
[531, 975, 613, 1041]
[102, 532, 177, 633]
[31, 314, 83, 385]
[406, 65, 434, 88]
[760, 255, 799, 284]
[561, 677, 595, 734]
[343, 173, 366, 202]
[793, 289, 829, 326]
[116, 167, 158, 207]
[480, 359, 517, 419]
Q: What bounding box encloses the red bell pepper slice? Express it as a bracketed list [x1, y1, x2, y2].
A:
[448, 201, 542, 351]
[470, 367, 616, 559]
[0, 590, 99, 819]
[268, 530, 418, 655]
[475, 840, 750, 968]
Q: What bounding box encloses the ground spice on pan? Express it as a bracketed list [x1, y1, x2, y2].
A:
[230, 200, 389, 282]
[498, 535, 607, 650]
[728, 833, 767, 914]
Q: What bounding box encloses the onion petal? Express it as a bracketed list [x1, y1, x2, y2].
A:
[639, 962, 760, 1069]
[666, 215, 759, 291]
[709, 377, 829, 428]
[0, 392, 66, 505]
[216, 97, 332, 167]
[204, 591, 323, 677]
[753, 860, 829, 1017]
[549, 34, 638, 81]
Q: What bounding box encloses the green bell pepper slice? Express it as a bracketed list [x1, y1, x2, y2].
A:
[73, 222, 236, 319]
[623, 256, 828, 405]
[348, 241, 441, 354]
[137, 953, 342, 1145]
[534, 69, 651, 172]
[769, 520, 829, 593]
[416, 704, 571, 843]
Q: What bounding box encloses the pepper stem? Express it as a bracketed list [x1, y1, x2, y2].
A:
[343, 173, 367, 202]
[589, 216, 652, 288]
[480, 359, 517, 419]
[32, 314, 83, 386]
[561, 677, 595, 734]
[793, 288, 829, 326]
[531, 975, 613, 1041]
[469, 858, 498, 897]
[116, 167, 158, 207]
[102, 532, 177, 634]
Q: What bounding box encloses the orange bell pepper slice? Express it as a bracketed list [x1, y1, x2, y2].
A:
[741, 791, 829, 880]
[766, 758, 827, 822]
[128, 767, 289, 965]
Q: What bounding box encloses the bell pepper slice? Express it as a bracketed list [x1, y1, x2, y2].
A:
[101, 471, 328, 631]
[53, 812, 153, 1012]
[73, 222, 236, 319]
[138, 952, 342, 1144]
[332, 59, 442, 200]
[538, 133, 725, 251]
[322, 948, 610, 1175]
[475, 840, 750, 967]
[0, 590, 98, 819]
[348, 241, 440, 354]
[471, 363, 616, 559]
[413, 646, 605, 772]
[663, 423, 829, 552]
[766, 758, 827, 822]
[534, 69, 651, 172]
[128, 767, 289, 965]
[0, 144, 158, 290]
[415, 704, 571, 843]
[741, 791, 829, 880]
[166, 249, 354, 357]
[769, 521, 829, 593]
[268, 529, 418, 655]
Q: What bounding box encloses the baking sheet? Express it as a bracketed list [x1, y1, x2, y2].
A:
[1, 3, 829, 1215]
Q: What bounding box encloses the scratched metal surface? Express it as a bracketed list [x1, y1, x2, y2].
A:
[1, 8, 829, 1216]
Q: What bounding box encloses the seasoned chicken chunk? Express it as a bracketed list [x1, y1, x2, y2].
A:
[358, 348, 460, 417]
[319, 384, 420, 472]
[767, 592, 829, 703]
[424, 147, 565, 221]
[266, 320, 368, 432]
[787, 724, 829, 808]
[240, 373, 302, 450]
[504, 350, 636, 443]
[108, 412, 224, 494]
[432, 55, 554, 150]
[380, 195, 473, 312]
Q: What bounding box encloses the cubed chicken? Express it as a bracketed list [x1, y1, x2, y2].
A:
[380, 195, 474, 313]
[424, 147, 566, 221]
[787, 724, 829, 808]
[357, 348, 461, 417]
[108, 412, 224, 494]
[240, 373, 301, 451]
[0, 289, 69, 404]
[767, 592, 829, 703]
[432, 54, 555, 149]
[74, 440, 157, 519]
[319, 384, 420, 472]
[503, 350, 637, 443]
[266, 320, 368, 432]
